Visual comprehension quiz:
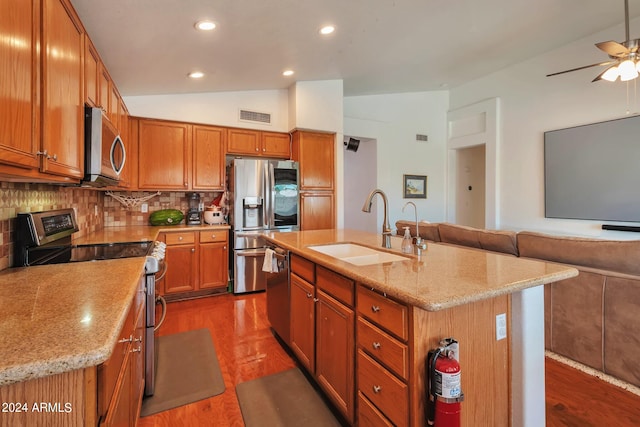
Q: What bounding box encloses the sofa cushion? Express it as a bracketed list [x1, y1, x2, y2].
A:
[437, 223, 519, 256]
[395, 220, 440, 242]
[547, 271, 605, 371]
[517, 231, 640, 276]
[604, 276, 640, 387]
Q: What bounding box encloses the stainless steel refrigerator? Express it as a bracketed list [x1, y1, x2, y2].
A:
[228, 158, 299, 293]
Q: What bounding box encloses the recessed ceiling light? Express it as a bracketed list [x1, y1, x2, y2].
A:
[282, 70, 294, 77]
[188, 71, 204, 79]
[195, 20, 216, 31]
[319, 25, 335, 35]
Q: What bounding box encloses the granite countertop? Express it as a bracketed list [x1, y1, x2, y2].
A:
[263, 229, 578, 311]
[0, 257, 146, 386]
[71, 224, 230, 245]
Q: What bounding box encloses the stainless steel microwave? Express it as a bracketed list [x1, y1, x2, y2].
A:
[82, 106, 126, 187]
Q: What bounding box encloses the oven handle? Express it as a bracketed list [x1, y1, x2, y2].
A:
[154, 295, 167, 332]
[155, 261, 168, 282]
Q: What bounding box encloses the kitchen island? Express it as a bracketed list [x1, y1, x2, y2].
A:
[263, 229, 578, 427]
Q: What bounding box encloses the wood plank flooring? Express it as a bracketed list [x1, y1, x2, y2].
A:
[137, 292, 640, 427]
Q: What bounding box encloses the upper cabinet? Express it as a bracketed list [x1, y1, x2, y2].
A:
[192, 125, 225, 190]
[40, 0, 84, 179]
[227, 128, 291, 158]
[134, 118, 226, 191]
[292, 130, 335, 191]
[0, 0, 41, 172]
[84, 35, 100, 108]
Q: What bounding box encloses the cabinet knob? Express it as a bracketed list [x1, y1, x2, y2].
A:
[371, 305, 380, 313]
[191, 248, 195, 253]
[372, 342, 381, 350]
[118, 335, 133, 344]
[184, 183, 188, 187]
[255, 147, 259, 151]
[178, 236, 183, 240]
[211, 234, 216, 239]
[131, 346, 142, 353]
[262, 148, 266, 151]
[313, 297, 319, 302]
[306, 292, 313, 298]
[373, 385, 382, 394]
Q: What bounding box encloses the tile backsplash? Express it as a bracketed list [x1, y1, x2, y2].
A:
[0, 182, 222, 271]
[0, 182, 104, 271]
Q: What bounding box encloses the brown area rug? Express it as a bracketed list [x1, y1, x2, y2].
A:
[140, 328, 225, 416]
[236, 368, 342, 427]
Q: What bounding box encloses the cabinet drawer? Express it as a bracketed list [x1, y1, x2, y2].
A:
[291, 253, 315, 283]
[358, 391, 394, 427]
[165, 231, 196, 245]
[317, 265, 354, 307]
[357, 286, 408, 341]
[358, 317, 408, 381]
[199, 230, 227, 243]
[357, 350, 408, 427]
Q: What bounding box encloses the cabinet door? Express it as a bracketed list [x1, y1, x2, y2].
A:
[130, 304, 145, 426]
[84, 36, 100, 107]
[138, 120, 191, 190]
[0, 0, 40, 170]
[164, 244, 197, 293]
[290, 273, 316, 372]
[193, 125, 225, 190]
[227, 128, 260, 155]
[41, 0, 84, 179]
[292, 131, 334, 190]
[199, 242, 228, 290]
[261, 131, 291, 158]
[316, 289, 355, 423]
[300, 192, 335, 230]
[99, 65, 110, 111]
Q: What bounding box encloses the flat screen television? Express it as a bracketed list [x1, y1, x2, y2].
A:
[544, 115, 640, 223]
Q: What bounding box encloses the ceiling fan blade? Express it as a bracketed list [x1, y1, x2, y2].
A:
[546, 60, 616, 77]
[596, 40, 630, 57]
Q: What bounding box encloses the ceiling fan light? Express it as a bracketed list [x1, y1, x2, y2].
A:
[601, 66, 620, 82]
[618, 59, 638, 81]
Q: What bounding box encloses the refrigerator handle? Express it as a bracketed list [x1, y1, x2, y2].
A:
[267, 162, 276, 228]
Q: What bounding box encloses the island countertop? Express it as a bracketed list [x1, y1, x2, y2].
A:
[263, 229, 578, 311]
[0, 257, 146, 387]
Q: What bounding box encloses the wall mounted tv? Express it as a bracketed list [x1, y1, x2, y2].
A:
[544, 114, 640, 223]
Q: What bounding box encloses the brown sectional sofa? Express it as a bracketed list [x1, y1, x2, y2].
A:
[395, 220, 640, 389]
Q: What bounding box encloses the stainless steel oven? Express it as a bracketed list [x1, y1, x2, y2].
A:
[144, 244, 167, 396]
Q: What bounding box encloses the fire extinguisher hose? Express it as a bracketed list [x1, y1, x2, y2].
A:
[427, 348, 442, 426]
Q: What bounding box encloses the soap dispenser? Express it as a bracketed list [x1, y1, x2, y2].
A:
[401, 227, 413, 254]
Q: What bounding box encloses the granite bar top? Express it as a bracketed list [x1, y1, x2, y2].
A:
[263, 229, 578, 311]
[0, 258, 146, 386]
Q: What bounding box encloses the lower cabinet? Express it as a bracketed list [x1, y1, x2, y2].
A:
[289, 254, 355, 424]
[98, 274, 146, 426]
[159, 229, 229, 301]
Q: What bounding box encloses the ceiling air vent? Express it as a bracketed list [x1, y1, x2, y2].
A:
[239, 109, 272, 125]
[416, 134, 428, 142]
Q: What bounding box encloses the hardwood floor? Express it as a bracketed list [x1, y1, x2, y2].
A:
[137, 292, 640, 427]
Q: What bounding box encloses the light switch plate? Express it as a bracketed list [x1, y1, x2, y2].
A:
[141, 203, 148, 213]
[496, 313, 507, 341]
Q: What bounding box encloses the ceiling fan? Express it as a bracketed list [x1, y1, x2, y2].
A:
[547, 0, 640, 82]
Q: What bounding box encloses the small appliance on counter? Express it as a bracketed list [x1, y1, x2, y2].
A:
[203, 206, 224, 225]
[186, 192, 202, 225]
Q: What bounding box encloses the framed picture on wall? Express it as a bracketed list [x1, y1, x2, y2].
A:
[403, 174, 427, 199]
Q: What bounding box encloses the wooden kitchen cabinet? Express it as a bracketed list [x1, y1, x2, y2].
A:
[291, 130, 335, 230]
[159, 230, 229, 300]
[289, 256, 355, 424]
[162, 231, 197, 294]
[0, 0, 41, 173]
[226, 128, 291, 158]
[137, 119, 191, 190]
[84, 35, 100, 108]
[41, 0, 84, 179]
[192, 125, 226, 190]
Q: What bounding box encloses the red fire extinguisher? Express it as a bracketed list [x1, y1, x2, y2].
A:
[427, 338, 464, 427]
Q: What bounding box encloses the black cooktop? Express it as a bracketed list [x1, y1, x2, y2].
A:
[22, 241, 153, 266]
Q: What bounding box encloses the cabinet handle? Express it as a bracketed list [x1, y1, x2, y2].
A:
[118, 335, 133, 344]
[372, 342, 381, 350]
[373, 385, 382, 394]
[313, 298, 319, 302]
[131, 346, 142, 353]
[371, 305, 381, 313]
[306, 292, 313, 298]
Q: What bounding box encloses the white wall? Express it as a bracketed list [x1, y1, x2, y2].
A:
[344, 91, 449, 231]
[450, 17, 640, 239]
[124, 90, 290, 131]
[343, 137, 378, 232]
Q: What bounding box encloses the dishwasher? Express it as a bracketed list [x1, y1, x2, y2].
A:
[266, 246, 290, 345]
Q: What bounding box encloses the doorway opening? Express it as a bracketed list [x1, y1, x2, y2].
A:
[343, 135, 377, 232]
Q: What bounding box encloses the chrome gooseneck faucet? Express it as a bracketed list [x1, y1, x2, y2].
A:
[362, 189, 392, 249]
[402, 201, 427, 255]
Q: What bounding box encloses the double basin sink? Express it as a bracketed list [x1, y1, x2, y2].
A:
[307, 242, 410, 266]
